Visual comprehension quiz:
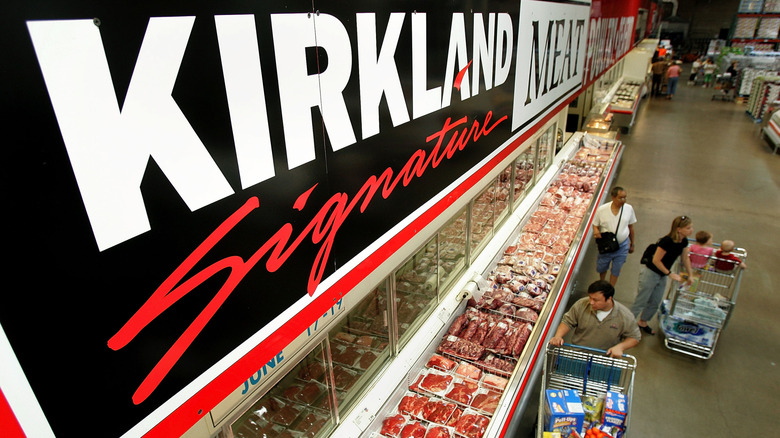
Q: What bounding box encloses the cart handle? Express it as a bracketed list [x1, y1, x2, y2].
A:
[561, 343, 626, 357]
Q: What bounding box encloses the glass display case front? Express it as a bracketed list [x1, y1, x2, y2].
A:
[438, 207, 468, 297]
[469, 184, 496, 262]
[395, 238, 441, 347]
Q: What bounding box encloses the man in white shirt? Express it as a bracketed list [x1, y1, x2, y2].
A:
[592, 187, 637, 286]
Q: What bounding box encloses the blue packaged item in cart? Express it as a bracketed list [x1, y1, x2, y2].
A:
[602, 391, 628, 431]
[545, 389, 585, 437]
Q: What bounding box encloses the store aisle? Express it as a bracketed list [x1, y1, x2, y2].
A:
[560, 78, 780, 436]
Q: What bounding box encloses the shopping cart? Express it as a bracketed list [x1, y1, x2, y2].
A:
[712, 73, 735, 101]
[537, 344, 637, 437]
[658, 241, 747, 359]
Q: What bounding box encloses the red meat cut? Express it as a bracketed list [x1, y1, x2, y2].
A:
[423, 400, 456, 424]
[426, 354, 457, 371]
[424, 426, 452, 438]
[419, 371, 453, 394]
[471, 391, 501, 414]
[453, 413, 490, 438]
[381, 414, 406, 437]
[399, 394, 429, 418]
[400, 421, 426, 438]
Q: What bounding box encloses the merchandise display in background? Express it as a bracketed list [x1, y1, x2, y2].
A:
[734, 16, 759, 38]
[756, 17, 780, 38]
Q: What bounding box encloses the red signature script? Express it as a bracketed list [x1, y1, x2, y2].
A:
[108, 111, 508, 404]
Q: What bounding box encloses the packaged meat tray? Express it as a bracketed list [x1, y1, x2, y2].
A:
[399, 421, 427, 438]
[289, 408, 330, 436]
[380, 414, 408, 437]
[453, 362, 482, 381]
[330, 344, 363, 368]
[280, 380, 326, 405]
[426, 354, 458, 372]
[398, 393, 429, 419]
[332, 365, 358, 391]
[356, 350, 379, 370]
[425, 425, 455, 438]
[451, 409, 491, 438]
[444, 377, 479, 407]
[480, 373, 508, 391]
[416, 369, 454, 397]
[422, 399, 457, 424]
[436, 335, 485, 361]
[470, 389, 501, 415]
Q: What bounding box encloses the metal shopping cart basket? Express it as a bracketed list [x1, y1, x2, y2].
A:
[537, 344, 637, 437]
[658, 241, 746, 359]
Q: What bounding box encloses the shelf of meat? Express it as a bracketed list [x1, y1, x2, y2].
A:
[370, 137, 617, 438]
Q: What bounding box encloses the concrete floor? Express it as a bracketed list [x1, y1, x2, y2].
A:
[518, 78, 780, 436]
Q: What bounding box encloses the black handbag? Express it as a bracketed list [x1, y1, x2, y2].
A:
[595, 206, 623, 254]
[641, 239, 660, 265]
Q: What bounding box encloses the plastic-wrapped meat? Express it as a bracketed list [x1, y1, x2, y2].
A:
[409, 373, 425, 393]
[533, 279, 549, 291]
[355, 335, 375, 347]
[296, 382, 323, 404]
[270, 404, 301, 426]
[495, 303, 515, 316]
[491, 289, 514, 303]
[282, 385, 301, 401]
[482, 374, 508, 391]
[437, 336, 485, 361]
[423, 400, 457, 424]
[419, 370, 454, 394]
[471, 391, 501, 414]
[523, 221, 544, 233]
[424, 426, 452, 438]
[482, 321, 509, 350]
[359, 351, 378, 370]
[453, 413, 491, 438]
[446, 408, 463, 427]
[399, 394, 429, 418]
[539, 192, 557, 207]
[515, 307, 538, 323]
[505, 280, 525, 293]
[459, 318, 480, 341]
[332, 365, 357, 391]
[477, 354, 516, 375]
[400, 422, 427, 438]
[446, 313, 469, 337]
[381, 414, 406, 437]
[454, 362, 482, 380]
[511, 296, 543, 312]
[426, 354, 457, 372]
[525, 283, 541, 297]
[494, 325, 512, 355]
[512, 323, 533, 357]
[445, 380, 479, 405]
[332, 345, 361, 367]
[469, 320, 491, 345]
[298, 361, 325, 382]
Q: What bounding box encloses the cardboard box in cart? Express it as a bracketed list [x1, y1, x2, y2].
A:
[545, 389, 585, 437]
[602, 390, 628, 431]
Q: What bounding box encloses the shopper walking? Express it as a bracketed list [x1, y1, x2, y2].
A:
[592, 186, 636, 286]
[550, 280, 641, 358]
[631, 215, 694, 335]
[702, 59, 716, 88]
[665, 60, 682, 99]
[651, 58, 668, 97]
[689, 57, 702, 85]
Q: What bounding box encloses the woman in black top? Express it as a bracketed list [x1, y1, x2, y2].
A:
[631, 216, 694, 335]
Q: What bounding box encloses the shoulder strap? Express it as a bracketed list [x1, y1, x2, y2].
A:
[615, 206, 624, 233]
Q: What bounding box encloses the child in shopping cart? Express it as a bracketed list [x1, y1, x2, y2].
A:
[713, 240, 747, 272]
[689, 230, 714, 269]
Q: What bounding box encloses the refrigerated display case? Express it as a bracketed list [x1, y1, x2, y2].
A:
[195, 122, 625, 438]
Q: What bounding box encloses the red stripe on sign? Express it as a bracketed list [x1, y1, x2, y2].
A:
[0, 388, 25, 438]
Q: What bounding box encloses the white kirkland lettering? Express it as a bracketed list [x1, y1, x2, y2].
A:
[357, 13, 409, 140]
[494, 13, 513, 88]
[271, 14, 356, 169]
[472, 13, 495, 93]
[27, 18, 235, 251]
[411, 13, 442, 119]
[215, 15, 275, 189]
[441, 13, 471, 107]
